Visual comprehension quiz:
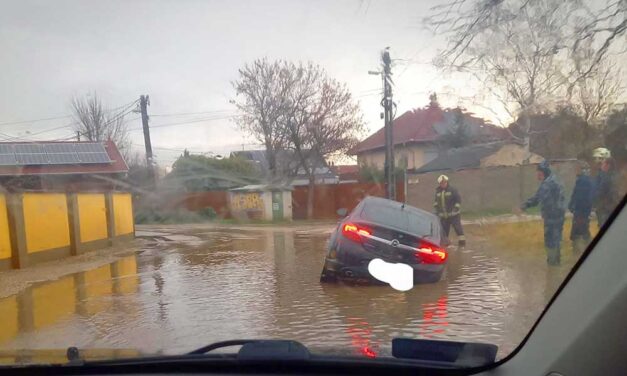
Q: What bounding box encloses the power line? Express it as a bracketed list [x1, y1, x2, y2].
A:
[356, 91, 382, 99]
[0, 115, 72, 127]
[2, 112, 140, 142]
[128, 114, 238, 132]
[1, 122, 77, 141]
[0, 98, 140, 142]
[130, 143, 208, 153]
[0, 99, 139, 127]
[151, 109, 235, 117]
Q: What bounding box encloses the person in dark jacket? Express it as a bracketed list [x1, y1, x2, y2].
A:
[568, 161, 594, 254]
[595, 157, 619, 228]
[434, 175, 465, 247]
[521, 161, 566, 266]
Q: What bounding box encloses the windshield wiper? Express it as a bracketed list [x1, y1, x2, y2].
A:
[188, 339, 311, 361]
[188, 339, 258, 355]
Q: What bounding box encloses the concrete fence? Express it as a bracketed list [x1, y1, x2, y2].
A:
[0, 191, 134, 270]
[406, 161, 580, 213]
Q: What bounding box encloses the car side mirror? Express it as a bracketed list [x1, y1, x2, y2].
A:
[336, 208, 348, 217]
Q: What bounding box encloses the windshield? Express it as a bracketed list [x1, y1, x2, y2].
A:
[0, 0, 625, 369]
[360, 200, 435, 239]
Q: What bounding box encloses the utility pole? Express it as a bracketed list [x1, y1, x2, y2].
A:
[381, 48, 396, 200]
[371, 49, 396, 200]
[140, 95, 156, 188]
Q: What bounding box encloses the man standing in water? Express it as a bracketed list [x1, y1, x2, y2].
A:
[568, 161, 594, 254]
[595, 157, 619, 228]
[521, 161, 566, 266]
[433, 175, 466, 247]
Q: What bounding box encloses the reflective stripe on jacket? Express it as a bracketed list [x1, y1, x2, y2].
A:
[434, 185, 461, 218]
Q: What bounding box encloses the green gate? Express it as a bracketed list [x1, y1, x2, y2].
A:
[271, 191, 283, 220]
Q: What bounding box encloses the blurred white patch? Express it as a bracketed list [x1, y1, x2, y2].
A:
[367, 258, 413, 291]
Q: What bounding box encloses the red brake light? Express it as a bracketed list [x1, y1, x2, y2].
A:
[416, 241, 448, 264]
[342, 223, 371, 243]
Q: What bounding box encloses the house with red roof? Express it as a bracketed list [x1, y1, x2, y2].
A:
[330, 164, 360, 182]
[350, 98, 509, 171]
[0, 140, 129, 191]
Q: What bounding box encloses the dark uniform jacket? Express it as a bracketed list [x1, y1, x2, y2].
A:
[434, 185, 461, 218]
[569, 174, 594, 217]
[595, 171, 619, 215]
[522, 173, 566, 224]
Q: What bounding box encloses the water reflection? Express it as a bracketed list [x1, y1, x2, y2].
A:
[0, 256, 139, 351]
[419, 296, 448, 338]
[0, 225, 572, 360]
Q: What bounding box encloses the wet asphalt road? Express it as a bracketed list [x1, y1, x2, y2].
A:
[0, 223, 576, 360]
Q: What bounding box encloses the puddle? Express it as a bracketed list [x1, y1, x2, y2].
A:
[0, 224, 575, 360]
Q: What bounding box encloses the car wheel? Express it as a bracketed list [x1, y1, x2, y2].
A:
[320, 268, 338, 283]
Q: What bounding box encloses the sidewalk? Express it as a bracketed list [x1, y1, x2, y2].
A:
[463, 213, 542, 226]
[0, 241, 137, 298]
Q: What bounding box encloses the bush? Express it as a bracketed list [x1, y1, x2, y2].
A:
[198, 207, 217, 219]
[134, 206, 217, 224]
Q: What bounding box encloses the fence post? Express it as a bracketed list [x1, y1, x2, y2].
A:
[16, 288, 35, 332]
[67, 193, 83, 256]
[105, 192, 116, 245]
[519, 164, 525, 204]
[6, 194, 28, 269]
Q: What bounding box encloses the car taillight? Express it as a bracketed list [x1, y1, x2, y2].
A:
[342, 223, 371, 243]
[415, 241, 448, 264]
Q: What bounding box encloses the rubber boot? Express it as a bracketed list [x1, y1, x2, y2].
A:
[572, 240, 583, 256]
[546, 247, 560, 266]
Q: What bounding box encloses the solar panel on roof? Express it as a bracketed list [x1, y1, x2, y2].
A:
[0, 145, 15, 154]
[0, 142, 112, 166]
[45, 143, 74, 153]
[0, 154, 17, 166]
[75, 143, 106, 153]
[15, 144, 44, 154]
[79, 152, 110, 163]
[48, 153, 80, 164]
[17, 153, 48, 165]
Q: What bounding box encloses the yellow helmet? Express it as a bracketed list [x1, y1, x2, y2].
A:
[437, 175, 449, 184]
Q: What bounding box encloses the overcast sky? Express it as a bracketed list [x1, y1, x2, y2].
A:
[1, 0, 504, 165]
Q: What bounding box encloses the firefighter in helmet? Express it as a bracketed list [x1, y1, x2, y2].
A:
[433, 175, 466, 247]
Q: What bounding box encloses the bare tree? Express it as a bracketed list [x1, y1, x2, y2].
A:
[425, 0, 626, 145]
[570, 43, 623, 126]
[233, 59, 364, 218]
[232, 59, 297, 181]
[282, 64, 364, 218]
[71, 93, 132, 155]
[572, 0, 627, 82]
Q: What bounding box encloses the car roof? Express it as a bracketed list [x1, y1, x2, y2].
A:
[359, 196, 438, 220]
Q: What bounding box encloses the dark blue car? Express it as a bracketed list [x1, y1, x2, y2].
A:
[320, 196, 447, 284]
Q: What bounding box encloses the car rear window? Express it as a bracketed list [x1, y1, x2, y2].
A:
[360, 201, 434, 239]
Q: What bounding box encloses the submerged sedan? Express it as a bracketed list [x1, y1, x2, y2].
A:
[320, 196, 447, 284]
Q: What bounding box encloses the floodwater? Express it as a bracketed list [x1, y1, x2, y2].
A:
[0, 223, 578, 361]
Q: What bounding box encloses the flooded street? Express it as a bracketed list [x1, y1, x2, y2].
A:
[0, 222, 578, 360]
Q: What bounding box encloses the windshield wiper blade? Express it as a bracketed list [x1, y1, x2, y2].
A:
[188, 340, 258, 355]
[188, 340, 311, 361]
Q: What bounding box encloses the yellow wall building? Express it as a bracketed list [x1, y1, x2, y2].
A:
[22, 193, 71, 254]
[77, 193, 108, 243]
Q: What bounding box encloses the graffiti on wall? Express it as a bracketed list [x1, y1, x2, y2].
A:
[231, 192, 264, 211]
